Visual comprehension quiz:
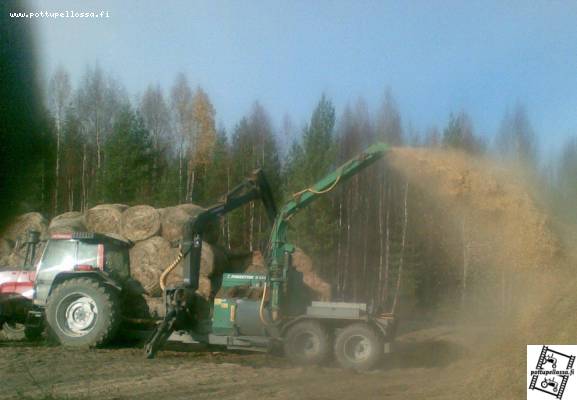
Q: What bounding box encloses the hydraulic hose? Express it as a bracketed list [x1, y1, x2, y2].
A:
[159, 247, 184, 291]
[258, 282, 269, 326]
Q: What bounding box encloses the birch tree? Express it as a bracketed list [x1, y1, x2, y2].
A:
[170, 73, 193, 202]
[48, 66, 72, 213]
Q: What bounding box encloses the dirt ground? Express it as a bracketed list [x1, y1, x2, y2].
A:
[0, 322, 486, 400]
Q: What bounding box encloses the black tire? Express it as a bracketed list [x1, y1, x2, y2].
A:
[283, 320, 331, 366]
[46, 278, 120, 347]
[334, 323, 383, 371]
[0, 322, 26, 341]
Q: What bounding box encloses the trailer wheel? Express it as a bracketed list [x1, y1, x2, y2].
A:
[46, 278, 119, 347]
[335, 323, 383, 371]
[284, 320, 330, 365]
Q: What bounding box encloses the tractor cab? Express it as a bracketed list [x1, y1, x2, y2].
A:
[24, 232, 134, 346]
[34, 232, 131, 307]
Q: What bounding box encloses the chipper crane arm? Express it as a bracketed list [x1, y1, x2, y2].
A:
[179, 169, 277, 290]
[145, 169, 277, 358]
[265, 142, 389, 320]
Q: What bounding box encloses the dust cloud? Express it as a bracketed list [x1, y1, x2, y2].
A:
[388, 147, 577, 399]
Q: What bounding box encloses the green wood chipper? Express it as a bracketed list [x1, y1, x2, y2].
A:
[145, 142, 396, 370]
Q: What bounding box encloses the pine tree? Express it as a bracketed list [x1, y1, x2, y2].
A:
[442, 111, 483, 153]
[100, 106, 153, 204]
[228, 103, 282, 250]
[284, 95, 337, 260]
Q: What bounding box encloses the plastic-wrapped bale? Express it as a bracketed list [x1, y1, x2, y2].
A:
[48, 211, 86, 235]
[129, 236, 173, 296]
[85, 204, 128, 235]
[3, 212, 48, 243]
[120, 205, 160, 242]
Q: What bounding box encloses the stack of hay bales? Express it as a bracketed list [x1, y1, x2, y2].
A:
[85, 204, 128, 236]
[0, 212, 48, 267]
[48, 212, 86, 235]
[82, 203, 228, 317]
[0, 205, 330, 319]
[0, 204, 229, 317]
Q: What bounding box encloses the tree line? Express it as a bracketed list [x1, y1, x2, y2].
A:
[23, 64, 577, 316]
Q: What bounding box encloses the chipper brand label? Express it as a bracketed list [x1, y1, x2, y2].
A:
[528, 345, 577, 399]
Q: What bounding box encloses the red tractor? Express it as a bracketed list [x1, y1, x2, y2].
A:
[0, 231, 42, 340]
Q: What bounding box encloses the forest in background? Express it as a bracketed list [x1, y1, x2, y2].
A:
[18, 64, 577, 317]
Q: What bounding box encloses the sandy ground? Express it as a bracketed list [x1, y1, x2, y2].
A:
[0, 323, 482, 400]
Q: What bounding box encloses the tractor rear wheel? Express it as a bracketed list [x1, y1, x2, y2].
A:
[46, 278, 120, 347]
[283, 320, 330, 366]
[334, 323, 383, 371]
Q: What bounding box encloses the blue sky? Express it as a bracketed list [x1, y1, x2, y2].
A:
[33, 0, 577, 156]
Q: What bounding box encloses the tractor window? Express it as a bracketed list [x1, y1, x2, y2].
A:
[39, 240, 77, 272]
[77, 242, 98, 269]
[105, 244, 129, 281]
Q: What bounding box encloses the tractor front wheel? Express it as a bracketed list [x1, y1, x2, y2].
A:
[283, 320, 331, 366]
[46, 278, 119, 347]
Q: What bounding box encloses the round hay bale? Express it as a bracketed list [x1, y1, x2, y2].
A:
[177, 203, 205, 217]
[48, 213, 86, 235]
[302, 271, 332, 301]
[0, 238, 14, 260]
[197, 276, 212, 299]
[293, 247, 314, 274]
[85, 204, 125, 235]
[160, 206, 191, 242]
[51, 211, 84, 223]
[163, 242, 220, 288]
[143, 295, 165, 319]
[112, 204, 129, 212]
[0, 251, 24, 268]
[243, 251, 267, 273]
[178, 203, 221, 243]
[129, 236, 172, 296]
[121, 205, 160, 242]
[3, 212, 48, 243]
